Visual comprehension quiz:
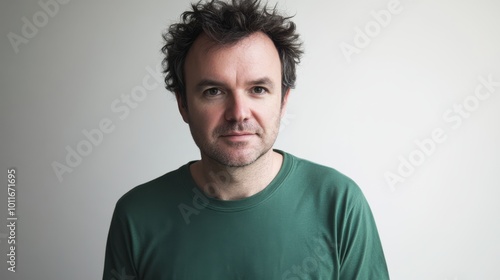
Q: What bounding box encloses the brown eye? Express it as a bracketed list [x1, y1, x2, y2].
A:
[204, 88, 222, 97]
[252, 87, 267, 94]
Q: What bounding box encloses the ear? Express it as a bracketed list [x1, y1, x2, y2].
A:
[280, 88, 291, 118]
[175, 92, 189, 123]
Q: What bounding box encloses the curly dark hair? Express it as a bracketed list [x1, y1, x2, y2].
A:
[161, 0, 303, 105]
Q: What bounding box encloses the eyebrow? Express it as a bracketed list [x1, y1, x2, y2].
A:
[195, 79, 225, 91]
[194, 77, 275, 91]
[250, 77, 274, 88]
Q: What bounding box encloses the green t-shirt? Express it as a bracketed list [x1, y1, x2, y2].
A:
[103, 151, 389, 279]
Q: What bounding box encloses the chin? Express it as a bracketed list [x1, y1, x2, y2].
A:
[206, 147, 269, 168]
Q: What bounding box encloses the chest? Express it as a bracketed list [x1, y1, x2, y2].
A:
[133, 206, 339, 280]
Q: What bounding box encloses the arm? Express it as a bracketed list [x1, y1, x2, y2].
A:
[338, 186, 390, 279]
[103, 203, 139, 280]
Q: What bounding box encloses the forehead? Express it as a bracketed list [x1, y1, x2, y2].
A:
[184, 32, 281, 87]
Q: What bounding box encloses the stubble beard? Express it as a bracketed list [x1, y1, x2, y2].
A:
[193, 115, 281, 168]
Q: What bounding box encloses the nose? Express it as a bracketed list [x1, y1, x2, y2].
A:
[224, 92, 251, 122]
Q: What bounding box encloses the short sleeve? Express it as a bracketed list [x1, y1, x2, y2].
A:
[102, 201, 139, 280]
[338, 186, 390, 279]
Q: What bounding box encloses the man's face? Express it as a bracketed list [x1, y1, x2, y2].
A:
[179, 32, 289, 167]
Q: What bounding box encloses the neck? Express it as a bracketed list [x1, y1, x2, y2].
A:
[190, 150, 283, 200]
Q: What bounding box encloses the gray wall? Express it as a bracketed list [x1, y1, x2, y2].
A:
[1, 0, 499, 279]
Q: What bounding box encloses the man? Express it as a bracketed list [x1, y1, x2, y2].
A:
[103, 0, 389, 279]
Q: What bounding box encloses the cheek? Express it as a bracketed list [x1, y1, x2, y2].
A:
[265, 97, 284, 117]
[189, 107, 221, 130]
[255, 106, 283, 129]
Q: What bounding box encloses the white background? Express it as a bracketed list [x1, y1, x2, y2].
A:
[1, 0, 499, 279]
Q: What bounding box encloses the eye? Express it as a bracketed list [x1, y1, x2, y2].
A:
[203, 88, 222, 97]
[251, 86, 267, 95]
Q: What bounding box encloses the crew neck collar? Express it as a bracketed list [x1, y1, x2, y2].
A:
[182, 149, 293, 212]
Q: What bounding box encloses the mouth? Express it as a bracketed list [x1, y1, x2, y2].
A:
[221, 132, 254, 137]
[220, 132, 255, 141]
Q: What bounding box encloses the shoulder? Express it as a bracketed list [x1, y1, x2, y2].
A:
[113, 164, 191, 216]
[284, 151, 366, 203]
[286, 152, 358, 188]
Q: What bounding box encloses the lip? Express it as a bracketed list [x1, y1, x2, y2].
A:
[222, 132, 254, 137]
[220, 132, 255, 141]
